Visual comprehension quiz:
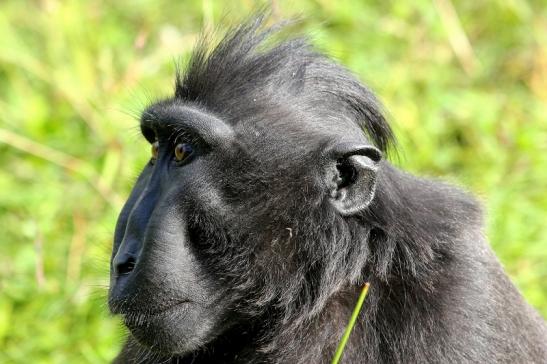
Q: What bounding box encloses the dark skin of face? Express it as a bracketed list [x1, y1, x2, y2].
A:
[109, 105, 229, 353]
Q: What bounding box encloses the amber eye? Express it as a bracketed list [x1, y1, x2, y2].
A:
[151, 141, 159, 161]
[174, 143, 193, 162]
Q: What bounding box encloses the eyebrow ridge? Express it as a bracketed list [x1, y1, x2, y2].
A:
[141, 102, 235, 147]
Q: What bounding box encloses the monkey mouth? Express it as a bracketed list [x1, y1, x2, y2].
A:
[122, 300, 208, 354]
[121, 300, 192, 324]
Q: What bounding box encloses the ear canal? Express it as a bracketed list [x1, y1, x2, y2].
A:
[337, 160, 358, 189]
[330, 146, 381, 215]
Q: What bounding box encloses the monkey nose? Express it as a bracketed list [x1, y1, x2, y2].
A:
[113, 252, 137, 276]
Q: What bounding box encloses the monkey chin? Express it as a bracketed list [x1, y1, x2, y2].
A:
[123, 302, 212, 355]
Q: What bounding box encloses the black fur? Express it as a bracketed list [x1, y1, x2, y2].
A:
[110, 16, 546, 363]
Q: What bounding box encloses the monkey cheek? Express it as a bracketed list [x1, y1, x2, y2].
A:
[124, 303, 215, 354]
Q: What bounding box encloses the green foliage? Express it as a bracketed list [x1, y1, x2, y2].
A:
[0, 0, 545, 362]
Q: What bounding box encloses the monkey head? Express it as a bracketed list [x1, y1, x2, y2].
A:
[108, 18, 392, 356]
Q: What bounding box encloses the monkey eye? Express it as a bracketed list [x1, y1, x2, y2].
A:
[150, 141, 159, 163]
[174, 143, 193, 163]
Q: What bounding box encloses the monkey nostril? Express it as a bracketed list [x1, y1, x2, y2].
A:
[115, 256, 136, 276]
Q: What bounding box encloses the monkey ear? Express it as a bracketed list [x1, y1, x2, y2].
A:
[328, 144, 382, 215]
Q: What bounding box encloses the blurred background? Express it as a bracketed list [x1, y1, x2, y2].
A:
[0, 0, 545, 362]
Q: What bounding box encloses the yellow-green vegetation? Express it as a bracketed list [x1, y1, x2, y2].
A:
[0, 1, 545, 362]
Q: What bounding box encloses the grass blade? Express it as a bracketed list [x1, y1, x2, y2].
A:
[331, 283, 370, 364]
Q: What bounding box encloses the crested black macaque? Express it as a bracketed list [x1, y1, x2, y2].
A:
[109, 17, 547, 364]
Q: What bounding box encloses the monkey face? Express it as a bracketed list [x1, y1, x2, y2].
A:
[108, 101, 382, 356]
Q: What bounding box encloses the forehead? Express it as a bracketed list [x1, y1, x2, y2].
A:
[142, 98, 368, 158]
[231, 103, 368, 154]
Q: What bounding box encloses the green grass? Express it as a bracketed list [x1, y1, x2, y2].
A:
[332, 283, 370, 364]
[0, 1, 545, 362]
